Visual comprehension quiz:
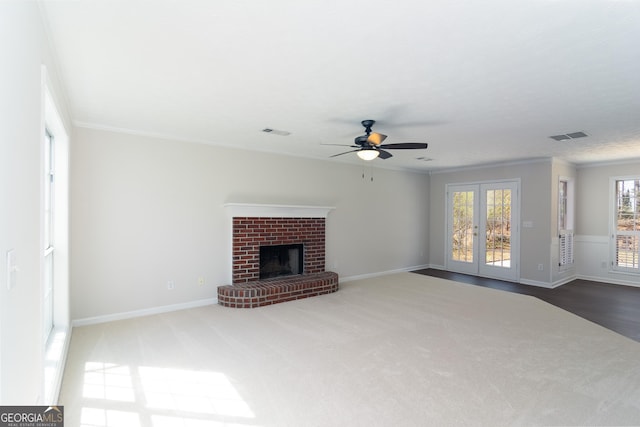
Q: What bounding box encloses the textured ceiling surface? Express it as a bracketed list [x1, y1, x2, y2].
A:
[41, 0, 640, 171]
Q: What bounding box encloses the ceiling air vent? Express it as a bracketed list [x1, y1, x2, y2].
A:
[262, 128, 291, 136]
[550, 131, 588, 141]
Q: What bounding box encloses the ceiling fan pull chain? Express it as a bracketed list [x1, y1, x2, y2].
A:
[361, 166, 374, 182]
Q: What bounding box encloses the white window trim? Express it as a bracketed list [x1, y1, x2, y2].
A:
[41, 67, 71, 405]
[609, 175, 640, 274]
[558, 177, 575, 270]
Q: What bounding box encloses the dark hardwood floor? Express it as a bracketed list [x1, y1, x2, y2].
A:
[413, 268, 640, 343]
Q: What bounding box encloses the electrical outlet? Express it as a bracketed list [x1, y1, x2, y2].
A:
[537, 264, 544, 271]
[167, 281, 175, 290]
[198, 277, 205, 286]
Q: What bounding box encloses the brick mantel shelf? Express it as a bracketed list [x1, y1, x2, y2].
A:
[224, 203, 335, 218]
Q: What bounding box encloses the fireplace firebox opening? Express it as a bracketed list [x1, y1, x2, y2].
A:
[259, 243, 304, 279]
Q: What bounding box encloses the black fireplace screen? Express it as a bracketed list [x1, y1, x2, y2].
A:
[259, 244, 304, 279]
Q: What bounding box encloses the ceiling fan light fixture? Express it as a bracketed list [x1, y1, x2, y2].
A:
[357, 148, 380, 161]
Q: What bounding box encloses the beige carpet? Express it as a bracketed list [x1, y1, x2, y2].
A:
[59, 273, 640, 426]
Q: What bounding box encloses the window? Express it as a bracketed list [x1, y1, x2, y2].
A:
[558, 178, 574, 268]
[42, 76, 71, 403]
[559, 180, 568, 231]
[43, 129, 55, 344]
[612, 178, 640, 271]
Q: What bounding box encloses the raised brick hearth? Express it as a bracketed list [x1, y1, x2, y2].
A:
[219, 204, 338, 308]
[217, 271, 339, 308]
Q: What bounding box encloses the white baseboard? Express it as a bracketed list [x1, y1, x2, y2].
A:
[340, 264, 430, 283]
[72, 298, 218, 327]
[577, 274, 640, 289]
[518, 278, 562, 289]
[551, 275, 578, 288]
[417, 264, 566, 288]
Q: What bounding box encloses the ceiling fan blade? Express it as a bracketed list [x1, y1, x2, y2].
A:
[378, 142, 428, 150]
[322, 143, 360, 148]
[377, 149, 393, 159]
[330, 149, 360, 158]
[367, 132, 387, 146]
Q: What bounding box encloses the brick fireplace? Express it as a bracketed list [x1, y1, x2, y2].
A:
[219, 204, 338, 308]
[232, 216, 326, 284]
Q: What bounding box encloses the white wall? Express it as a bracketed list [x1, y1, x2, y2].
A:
[429, 160, 553, 286]
[0, 2, 70, 404]
[70, 127, 430, 321]
[576, 161, 640, 287]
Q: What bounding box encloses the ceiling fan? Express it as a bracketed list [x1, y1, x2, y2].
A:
[328, 119, 428, 161]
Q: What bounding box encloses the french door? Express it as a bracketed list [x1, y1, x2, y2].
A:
[446, 181, 519, 282]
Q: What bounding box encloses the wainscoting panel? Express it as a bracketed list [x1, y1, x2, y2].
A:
[575, 235, 640, 288]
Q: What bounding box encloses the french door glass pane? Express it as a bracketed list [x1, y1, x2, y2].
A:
[451, 191, 474, 263]
[485, 189, 511, 267]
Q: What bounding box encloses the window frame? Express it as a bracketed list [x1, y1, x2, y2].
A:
[558, 177, 574, 269]
[43, 128, 55, 344]
[610, 176, 640, 273]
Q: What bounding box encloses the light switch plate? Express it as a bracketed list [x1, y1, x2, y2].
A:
[7, 249, 17, 290]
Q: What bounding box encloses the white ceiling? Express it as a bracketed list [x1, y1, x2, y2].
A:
[40, 0, 640, 172]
